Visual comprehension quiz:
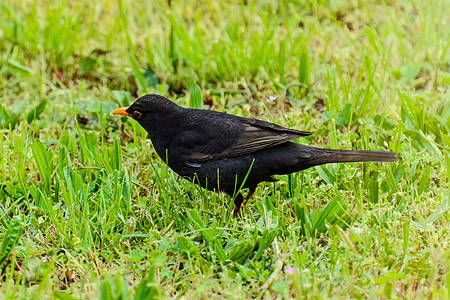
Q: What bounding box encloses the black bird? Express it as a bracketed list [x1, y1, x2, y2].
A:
[113, 94, 397, 217]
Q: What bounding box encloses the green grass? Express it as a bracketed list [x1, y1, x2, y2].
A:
[1, 0, 449, 298]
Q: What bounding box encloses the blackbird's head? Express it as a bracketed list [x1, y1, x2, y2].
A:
[112, 94, 181, 123]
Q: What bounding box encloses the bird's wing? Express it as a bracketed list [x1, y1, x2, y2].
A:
[173, 113, 313, 162]
[227, 118, 313, 157]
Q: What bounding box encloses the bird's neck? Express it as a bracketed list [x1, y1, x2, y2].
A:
[145, 110, 186, 159]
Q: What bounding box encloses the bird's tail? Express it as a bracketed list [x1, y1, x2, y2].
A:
[251, 142, 398, 177]
[310, 148, 398, 165]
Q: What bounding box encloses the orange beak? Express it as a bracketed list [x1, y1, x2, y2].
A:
[112, 107, 130, 116]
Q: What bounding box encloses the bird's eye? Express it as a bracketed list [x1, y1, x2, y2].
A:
[134, 111, 142, 118]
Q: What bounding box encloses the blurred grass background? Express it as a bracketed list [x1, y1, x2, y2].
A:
[0, 0, 449, 298]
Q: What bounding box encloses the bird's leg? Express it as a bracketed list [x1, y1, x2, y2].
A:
[243, 185, 258, 207]
[233, 193, 244, 218]
[232, 186, 258, 218]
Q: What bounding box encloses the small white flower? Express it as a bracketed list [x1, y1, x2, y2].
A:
[285, 266, 295, 274]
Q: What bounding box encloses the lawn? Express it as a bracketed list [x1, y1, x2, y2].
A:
[0, 0, 449, 298]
